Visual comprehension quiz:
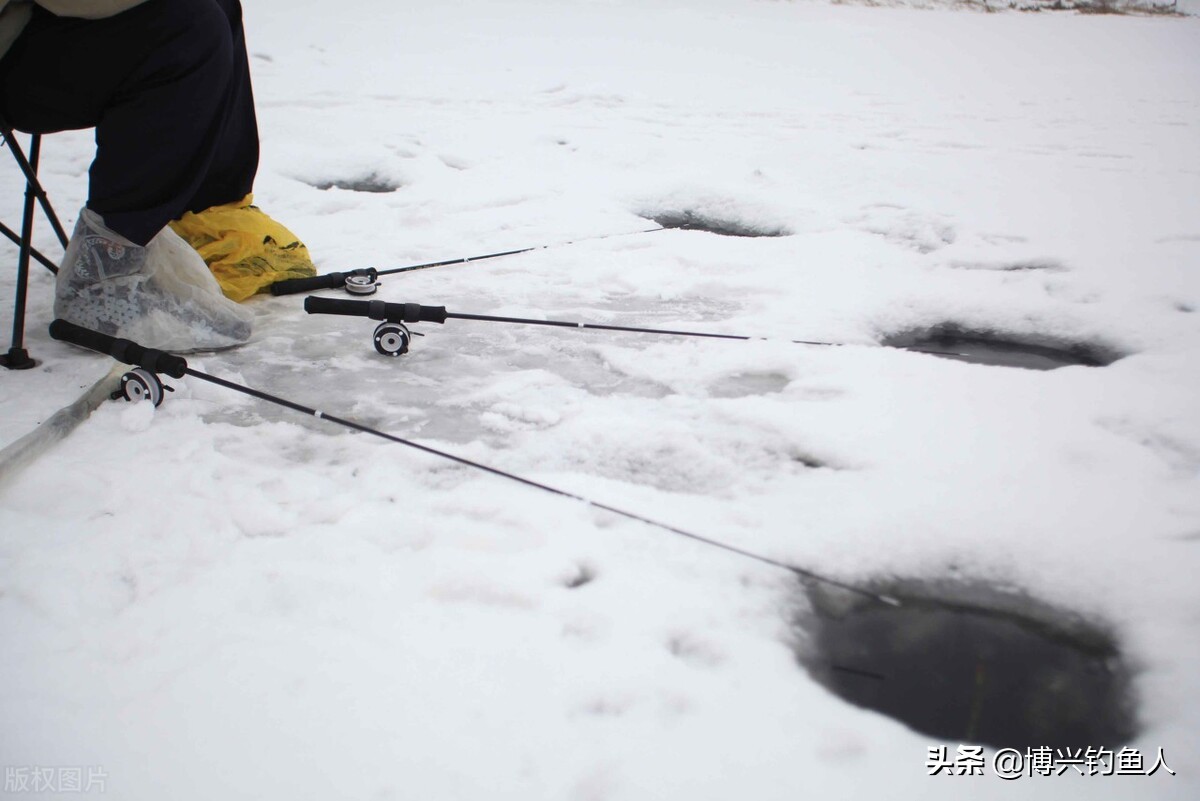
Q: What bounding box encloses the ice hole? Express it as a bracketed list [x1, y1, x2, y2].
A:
[792, 579, 1138, 750]
[642, 210, 790, 238]
[883, 326, 1121, 370]
[310, 174, 401, 193]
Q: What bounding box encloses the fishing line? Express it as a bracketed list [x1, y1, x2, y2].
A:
[48, 319, 900, 607]
[270, 225, 674, 296]
[303, 297, 963, 358]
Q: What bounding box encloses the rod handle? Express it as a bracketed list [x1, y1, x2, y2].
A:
[270, 271, 350, 296]
[49, 320, 188, 378]
[304, 297, 448, 324]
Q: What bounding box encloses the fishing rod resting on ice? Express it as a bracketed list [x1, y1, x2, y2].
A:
[302, 296, 962, 358]
[270, 224, 677, 297]
[48, 318, 899, 608]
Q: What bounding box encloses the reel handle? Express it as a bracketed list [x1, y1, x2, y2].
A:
[48, 319, 188, 378]
[304, 297, 448, 324]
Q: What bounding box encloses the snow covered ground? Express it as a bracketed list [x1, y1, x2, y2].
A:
[2, 1, 1199, 799]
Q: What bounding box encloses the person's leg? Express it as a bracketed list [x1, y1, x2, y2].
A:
[2, 0, 304, 343]
[185, 0, 260, 217]
[0, 0, 259, 246]
[0, 1, 257, 349]
[163, 0, 317, 303]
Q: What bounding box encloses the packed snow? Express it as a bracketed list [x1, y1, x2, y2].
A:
[2, 1, 1199, 799]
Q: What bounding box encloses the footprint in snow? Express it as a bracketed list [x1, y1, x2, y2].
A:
[848, 204, 956, 254]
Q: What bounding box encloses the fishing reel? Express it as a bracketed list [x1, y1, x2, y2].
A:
[373, 321, 418, 356]
[305, 298, 443, 357]
[269, 268, 380, 297]
[111, 367, 174, 407]
[343, 268, 380, 296]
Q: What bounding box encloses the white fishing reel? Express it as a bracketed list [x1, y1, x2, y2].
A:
[112, 367, 173, 407]
[373, 322, 413, 357]
[344, 270, 380, 295]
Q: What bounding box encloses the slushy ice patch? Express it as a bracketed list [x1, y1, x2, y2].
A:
[708, 371, 790, 398]
[792, 578, 1138, 750]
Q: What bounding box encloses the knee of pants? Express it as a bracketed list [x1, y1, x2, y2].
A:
[0, 0, 238, 135]
[136, 0, 237, 90]
[207, 0, 247, 27]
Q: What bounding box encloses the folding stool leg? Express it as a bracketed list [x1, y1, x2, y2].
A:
[2, 123, 68, 370]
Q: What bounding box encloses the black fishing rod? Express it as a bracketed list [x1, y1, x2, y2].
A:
[48, 319, 899, 607]
[302, 297, 962, 358]
[270, 225, 675, 297]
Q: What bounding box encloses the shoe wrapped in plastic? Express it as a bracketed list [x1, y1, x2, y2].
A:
[54, 209, 253, 353]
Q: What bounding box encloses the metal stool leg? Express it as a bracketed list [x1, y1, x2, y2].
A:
[2, 123, 68, 370]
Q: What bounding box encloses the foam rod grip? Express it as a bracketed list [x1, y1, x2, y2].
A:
[269, 272, 348, 296]
[49, 319, 188, 378]
[303, 296, 370, 317]
[304, 297, 448, 324]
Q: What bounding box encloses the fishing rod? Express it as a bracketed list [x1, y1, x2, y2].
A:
[302, 297, 963, 358]
[47, 318, 899, 608]
[270, 225, 677, 297]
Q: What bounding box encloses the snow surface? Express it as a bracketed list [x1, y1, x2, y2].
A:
[2, 1, 1199, 799]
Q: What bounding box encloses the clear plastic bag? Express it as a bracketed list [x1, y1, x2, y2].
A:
[54, 209, 253, 353]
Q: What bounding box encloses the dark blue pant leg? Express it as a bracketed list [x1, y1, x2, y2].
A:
[0, 0, 260, 245]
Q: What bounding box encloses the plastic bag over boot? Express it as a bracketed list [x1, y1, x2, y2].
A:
[54, 209, 253, 353]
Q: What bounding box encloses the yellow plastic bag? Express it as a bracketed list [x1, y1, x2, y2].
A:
[169, 194, 316, 302]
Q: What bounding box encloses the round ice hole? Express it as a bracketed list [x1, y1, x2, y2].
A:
[884, 327, 1121, 370]
[311, 174, 400, 193]
[792, 579, 1137, 750]
[642, 211, 789, 238]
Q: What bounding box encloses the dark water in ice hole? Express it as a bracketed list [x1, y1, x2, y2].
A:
[884, 330, 1121, 370]
[310, 174, 400, 193]
[643, 211, 791, 238]
[793, 580, 1137, 750]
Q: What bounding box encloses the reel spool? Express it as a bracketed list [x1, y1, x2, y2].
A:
[344, 270, 380, 296]
[113, 368, 170, 406]
[373, 322, 412, 357]
[345, 272, 376, 293]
